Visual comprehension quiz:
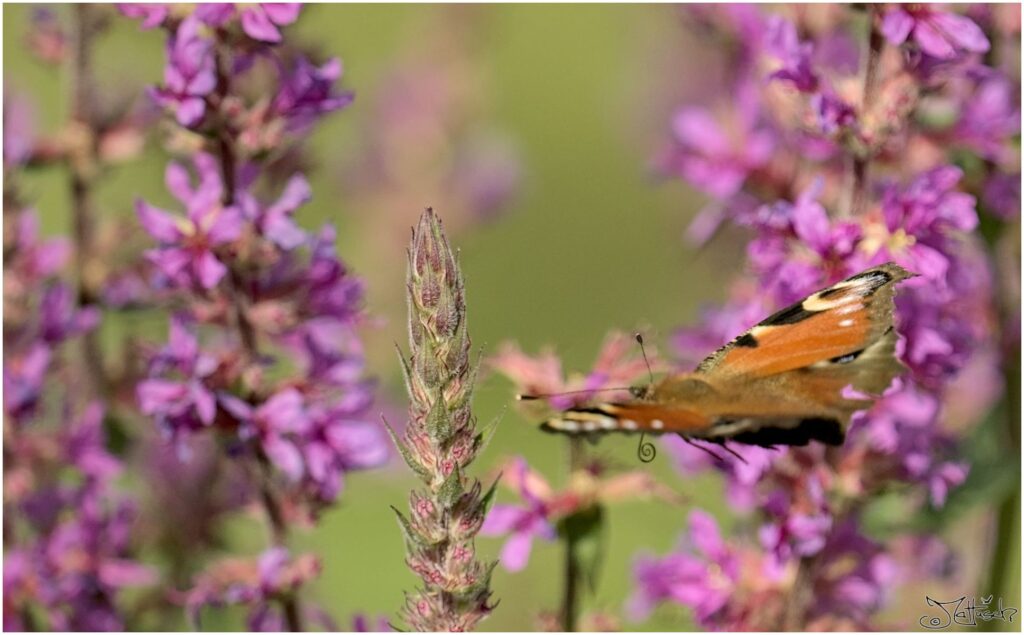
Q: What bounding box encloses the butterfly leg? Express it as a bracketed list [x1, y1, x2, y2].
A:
[709, 439, 748, 464]
[680, 435, 727, 463]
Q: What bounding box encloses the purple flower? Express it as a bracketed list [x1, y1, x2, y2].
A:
[117, 3, 168, 29]
[190, 3, 301, 42]
[65, 403, 122, 481]
[38, 283, 100, 344]
[11, 211, 70, 278]
[220, 389, 310, 481]
[272, 57, 354, 132]
[983, 172, 1021, 220]
[952, 73, 1021, 162]
[881, 5, 990, 60]
[136, 158, 243, 290]
[239, 4, 301, 43]
[149, 16, 217, 127]
[297, 225, 365, 323]
[239, 174, 310, 250]
[185, 548, 321, 631]
[137, 316, 218, 439]
[765, 16, 818, 92]
[480, 457, 556, 572]
[3, 343, 51, 423]
[628, 511, 739, 624]
[878, 166, 978, 282]
[4, 91, 36, 167]
[664, 104, 774, 200]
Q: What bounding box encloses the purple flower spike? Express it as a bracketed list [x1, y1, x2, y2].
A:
[881, 5, 990, 60]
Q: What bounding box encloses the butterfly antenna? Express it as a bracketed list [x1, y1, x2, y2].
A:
[516, 387, 632, 401]
[682, 436, 727, 463]
[637, 432, 656, 463]
[634, 332, 655, 385]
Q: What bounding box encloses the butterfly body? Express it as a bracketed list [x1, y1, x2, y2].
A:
[542, 263, 914, 447]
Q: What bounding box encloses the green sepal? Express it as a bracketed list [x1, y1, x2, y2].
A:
[381, 415, 431, 482]
[390, 505, 427, 550]
[479, 473, 502, 516]
[425, 393, 454, 445]
[437, 463, 464, 510]
[459, 559, 499, 600]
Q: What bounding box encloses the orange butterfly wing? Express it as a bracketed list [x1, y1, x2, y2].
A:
[542, 263, 914, 447]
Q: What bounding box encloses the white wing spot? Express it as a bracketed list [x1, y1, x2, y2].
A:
[839, 319, 854, 327]
[651, 419, 664, 430]
[622, 420, 638, 430]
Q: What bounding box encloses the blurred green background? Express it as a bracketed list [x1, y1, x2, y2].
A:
[4, 4, 1018, 632]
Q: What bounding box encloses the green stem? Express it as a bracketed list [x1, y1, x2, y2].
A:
[69, 3, 107, 397]
[561, 438, 584, 632]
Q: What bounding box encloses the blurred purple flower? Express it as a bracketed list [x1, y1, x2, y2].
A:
[117, 3, 168, 29]
[137, 316, 218, 439]
[149, 15, 217, 127]
[220, 389, 310, 482]
[664, 104, 774, 200]
[765, 15, 819, 92]
[983, 172, 1021, 220]
[239, 4, 301, 43]
[480, 457, 557, 572]
[272, 57, 354, 133]
[239, 174, 310, 250]
[878, 166, 978, 282]
[4, 91, 36, 167]
[628, 511, 739, 624]
[136, 157, 242, 290]
[952, 73, 1021, 163]
[881, 5, 990, 60]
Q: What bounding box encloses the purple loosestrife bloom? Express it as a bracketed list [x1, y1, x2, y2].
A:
[7, 211, 70, 284]
[881, 5, 990, 60]
[191, 3, 301, 42]
[3, 92, 36, 167]
[136, 316, 218, 442]
[272, 57, 354, 133]
[220, 389, 310, 482]
[149, 15, 217, 127]
[765, 15, 819, 92]
[239, 174, 310, 250]
[875, 166, 978, 282]
[665, 105, 775, 200]
[480, 457, 557, 572]
[239, 4, 301, 43]
[136, 156, 243, 290]
[628, 511, 740, 625]
[3, 344, 51, 424]
[185, 548, 321, 631]
[952, 73, 1021, 163]
[38, 283, 101, 344]
[116, 3, 168, 29]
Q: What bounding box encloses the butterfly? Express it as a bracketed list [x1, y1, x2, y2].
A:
[540, 263, 915, 448]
